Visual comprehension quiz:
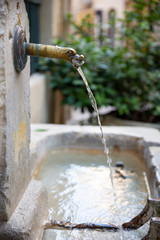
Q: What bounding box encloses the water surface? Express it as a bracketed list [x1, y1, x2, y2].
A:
[35, 148, 149, 240]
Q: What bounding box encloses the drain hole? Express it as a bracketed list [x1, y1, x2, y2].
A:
[17, 2, 20, 9]
[9, 31, 13, 39]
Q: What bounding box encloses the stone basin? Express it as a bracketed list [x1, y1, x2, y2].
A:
[30, 124, 160, 239]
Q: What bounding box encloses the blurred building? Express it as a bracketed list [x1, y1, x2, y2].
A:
[71, 0, 126, 47]
[26, 0, 126, 124]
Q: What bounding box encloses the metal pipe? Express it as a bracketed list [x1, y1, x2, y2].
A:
[13, 25, 84, 72]
[25, 43, 84, 65]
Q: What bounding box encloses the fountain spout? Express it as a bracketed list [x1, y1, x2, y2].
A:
[13, 25, 84, 72]
[25, 43, 84, 69]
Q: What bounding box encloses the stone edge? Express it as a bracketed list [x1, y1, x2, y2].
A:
[30, 124, 160, 199]
[0, 179, 48, 240]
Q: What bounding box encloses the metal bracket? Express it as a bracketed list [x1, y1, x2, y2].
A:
[122, 197, 160, 239]
[142, 217, 160, 240]
[13, 25, 27, 72]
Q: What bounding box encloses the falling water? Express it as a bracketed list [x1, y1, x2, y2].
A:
[77, 67, 125, 239]
[77, 67, 118, 210]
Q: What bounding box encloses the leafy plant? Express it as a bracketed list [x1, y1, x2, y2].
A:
[37, 1, 160, 123]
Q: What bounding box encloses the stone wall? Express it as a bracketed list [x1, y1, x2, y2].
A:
[0, 0, 30, 221]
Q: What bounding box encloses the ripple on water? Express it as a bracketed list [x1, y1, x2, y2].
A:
[35, 148, 149, 240]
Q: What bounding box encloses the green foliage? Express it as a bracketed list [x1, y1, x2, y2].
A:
[37, 1, 160, 122]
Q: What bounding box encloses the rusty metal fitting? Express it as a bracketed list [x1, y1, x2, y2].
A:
[13, 25, 27, 72]
[122, 197, 160, 239]
[122, 197, 160, 230]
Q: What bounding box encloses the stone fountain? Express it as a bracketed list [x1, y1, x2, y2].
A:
[0, 0, 160, 239]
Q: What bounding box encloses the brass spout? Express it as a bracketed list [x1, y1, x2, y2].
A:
[25, 43, 84, 67]
[13, 25, 84, 72]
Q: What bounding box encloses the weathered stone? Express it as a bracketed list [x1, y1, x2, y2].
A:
[30, 124, 160, 238]
[0, 1, 48, 239]
[30, 124, 160, 199]
[145, 146, 160, 198]
[0, 0, 30, 221]
[0, 179, 48, 240]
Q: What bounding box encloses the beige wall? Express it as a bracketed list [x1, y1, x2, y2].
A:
[39, 0, 126, 44]
[30, 74, 51, 123]
[70, 0, 126, 42]
[71, 0, 126, 22]
[93, 0, 125, 19]
[71, 0, 85, 17]
[40, 0, 53, 44]
[52, 0, 63, 38]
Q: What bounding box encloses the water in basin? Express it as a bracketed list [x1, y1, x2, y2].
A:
[35, 148, 149, 240]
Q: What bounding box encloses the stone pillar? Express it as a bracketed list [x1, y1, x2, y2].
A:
[0, 0, 30, 221]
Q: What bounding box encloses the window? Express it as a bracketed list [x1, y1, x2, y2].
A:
[25, 0, 41, 74]
[95, 10, 103, 46]
[108, 9, 116, 48]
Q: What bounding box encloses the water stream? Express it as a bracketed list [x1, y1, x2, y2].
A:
[77, 67, 119, 222]
[37, 65, 149, 239]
